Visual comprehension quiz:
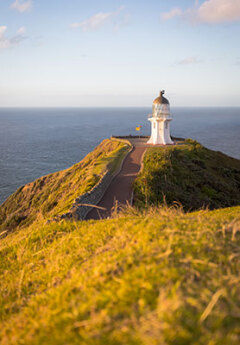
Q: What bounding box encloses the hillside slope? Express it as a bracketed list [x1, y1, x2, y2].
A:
[1, 138, 240, 344]
[134, 139, 240, 211]
[0, 206, 239, 344]
[0, 139, 130, 233]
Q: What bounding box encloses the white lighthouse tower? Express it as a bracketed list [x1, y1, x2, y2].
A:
[147, 90, 174, 145]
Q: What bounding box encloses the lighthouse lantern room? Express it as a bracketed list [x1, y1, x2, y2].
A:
[147, 90, 174, 145]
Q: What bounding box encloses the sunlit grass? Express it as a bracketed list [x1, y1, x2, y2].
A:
[0, 139, 131, 233]
[1, 138, 240, 344]
[0, 205, 240, 344]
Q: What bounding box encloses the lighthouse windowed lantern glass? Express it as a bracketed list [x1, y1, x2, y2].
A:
[152, 104, 170, 117]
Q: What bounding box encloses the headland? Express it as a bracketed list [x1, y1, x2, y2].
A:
[0, 136, 240, 344]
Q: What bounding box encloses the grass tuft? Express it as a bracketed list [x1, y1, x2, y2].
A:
[0, 206, 240, 344]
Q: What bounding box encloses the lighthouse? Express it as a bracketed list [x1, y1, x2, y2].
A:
[147, 90, 174, 145]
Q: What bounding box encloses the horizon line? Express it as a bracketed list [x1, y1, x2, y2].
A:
[0, 105, 240, 109]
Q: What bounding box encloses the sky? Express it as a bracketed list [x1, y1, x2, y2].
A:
[0, 0, 240, 107]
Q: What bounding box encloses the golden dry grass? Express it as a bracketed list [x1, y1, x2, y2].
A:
[0, 205, 240, 344]
[0, 138, 130, 233]
[1, 138, 240, 344]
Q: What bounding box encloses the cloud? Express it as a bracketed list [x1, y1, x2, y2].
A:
[17, 26, 26, 34]
[161, 8, 182, 20]
[71, 12, 113, 31]
[177, 56, 203, 65]
[70, 6, 125, 31]
[161, 0, 240, 24]
[0, 26, 10, 49]
[0, 26, 27, 50]
[197, 0, 240, 23]
[11, 0, 32, 13]
[0, 26, 7, 37]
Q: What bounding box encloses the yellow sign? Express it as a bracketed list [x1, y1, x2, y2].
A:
[135, 126, 142, 131]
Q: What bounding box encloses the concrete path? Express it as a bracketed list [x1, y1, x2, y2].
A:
[86, 139, 147, 220]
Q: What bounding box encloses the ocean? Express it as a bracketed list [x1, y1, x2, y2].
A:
[0, 107, 240, 205]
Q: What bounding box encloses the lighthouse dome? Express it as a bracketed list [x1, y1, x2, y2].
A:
[152, 90, 170, 117]
[153, 90, 169, 105]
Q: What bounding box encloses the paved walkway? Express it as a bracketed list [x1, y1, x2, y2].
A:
[86, 139, 147, 220]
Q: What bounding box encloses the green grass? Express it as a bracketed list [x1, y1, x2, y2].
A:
[1, 138, 240, 344]
[134, 139, 240, 211]
[0, 139, 131, 233]
[0, 205, 240, 344]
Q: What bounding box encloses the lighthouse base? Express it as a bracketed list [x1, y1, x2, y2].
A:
[147, 137, 174, 145]
[147, 118, 174, 145]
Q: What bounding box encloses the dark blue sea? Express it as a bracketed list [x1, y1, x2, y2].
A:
[0, 107, 240, 204]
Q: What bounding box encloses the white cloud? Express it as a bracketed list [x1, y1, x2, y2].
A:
[177, 56, 203, 65]
[17, 26, 26, 34]
[0, 26, 27, 50]
[197, 0, 240, 23]
[11, 0, 32, 13]
[161, 8, 182, 20]
[71, 6, 125, 31]
[71, 12, 113, 30]
[0, 26, 10, 49]
[161, 0, 240, 24]
[0, 26, 7, 38]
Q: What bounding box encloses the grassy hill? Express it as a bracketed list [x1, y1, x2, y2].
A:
[134, 139, 240, 211]
[1, 138, 240, 344]
[0, 205, 240, 344]
[0, 139, 130, 234]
